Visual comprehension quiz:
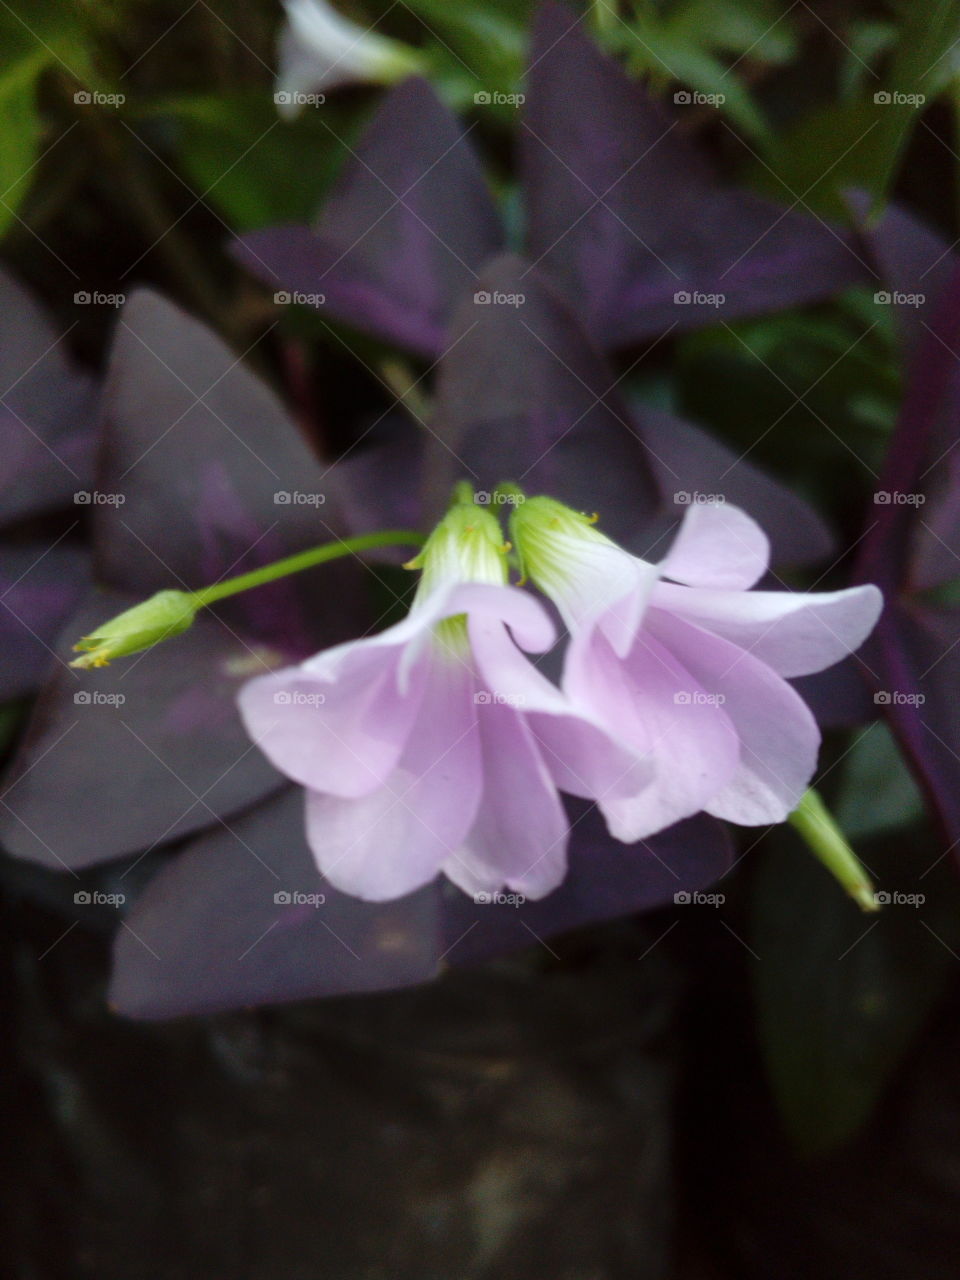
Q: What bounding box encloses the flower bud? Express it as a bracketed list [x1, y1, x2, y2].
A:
[70, 590, 198, 669]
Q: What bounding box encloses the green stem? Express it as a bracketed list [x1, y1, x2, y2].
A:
[788, 788, 879, 913]
[190, 530, 426, 608]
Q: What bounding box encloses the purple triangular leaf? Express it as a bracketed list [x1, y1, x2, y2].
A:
[95, 289, 367, 655]
[0, 268, 98, 523]
[847, 190, 956, 358]
[856, 263, 960, 850]
[232, 79, 504, 359]
[109, 787, 732, 1019]
[523, 2, 866, 349]
[428, 254, 662, 542]
[0, 542, 92, 701]
[0, 588, 284, 870]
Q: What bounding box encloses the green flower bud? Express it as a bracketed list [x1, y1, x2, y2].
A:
[70, 590, 198, 669]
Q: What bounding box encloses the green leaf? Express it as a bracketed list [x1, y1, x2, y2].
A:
[867, 0, 960, 207]
[0, 49, 46, 238]
[133, 93, 365, 230]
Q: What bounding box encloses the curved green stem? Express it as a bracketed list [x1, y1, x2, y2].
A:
[190, 530, 426, 608]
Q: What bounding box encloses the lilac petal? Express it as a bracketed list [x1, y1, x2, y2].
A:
[238, 642, 425, 799]
[444, 702, 568, 900]
[304, 653, 481, 900]
[0, 543, 92, 701]
[562, 625, 740, 839]
[0, 588, 284, 870]
[95, 288, 366, 656]
[523, 3, 864, 350]
[648, 609, 820, 824]
[652, 580, 883, 679]
[465, 601, 654, 836]
[659, 501, 770, 590]
[233, 79, 503, 359]
[428, 253, 661, 542]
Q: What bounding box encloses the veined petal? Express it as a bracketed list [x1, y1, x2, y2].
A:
[444, 701, 568, 900]
[466, 602, 654, 837]
[304, 650, 481, 900]
[238, 642, 424, 798]
[562, 624, 740, 839]
[659, 501, 770, 590]
[652, 580, 883, 678]
[648, 609, 821, 824]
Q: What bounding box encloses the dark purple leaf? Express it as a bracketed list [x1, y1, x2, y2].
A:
[847, 190, 956, 358]
[0, 268, 97, 523]
[233, 79, 504, 359]
[95, 289, 367, 655]
[428, 254, 662, 542]
[855, 263, 960, 851]
[640, 406, 834, 568]
[0, 542, 91, 701]
[0, 588, 284, 870]
[109, 787, 732, 1019]
[523, 2, 866, 349]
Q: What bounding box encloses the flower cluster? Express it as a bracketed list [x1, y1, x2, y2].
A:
[239, 490, 882, 903]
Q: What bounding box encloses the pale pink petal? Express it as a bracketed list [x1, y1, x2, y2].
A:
[659, 501, 770, 590]
[648, 609, 820, 824]
[562, 625, 740, 839]
[238, 643, 425, 798]
[444, 700, 568, 899]
[304, 651, 481, 900]
[465, 605, 655, 837]
[653, 580, 883, 677]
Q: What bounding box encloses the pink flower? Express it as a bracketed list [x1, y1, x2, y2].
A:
[238, 502, 649, 901]
[511, 497, 883, 837]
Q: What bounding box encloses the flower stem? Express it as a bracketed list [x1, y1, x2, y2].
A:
[190, 530, 426, 608]
[788, 788, 880, 913]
